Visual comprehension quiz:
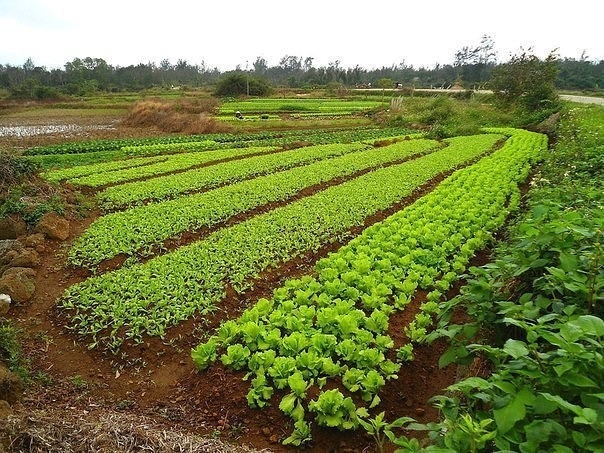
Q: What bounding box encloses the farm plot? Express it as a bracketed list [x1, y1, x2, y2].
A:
[59, 133, 504, 352]
[68, 138, 443, 268]
[191, 128, 547, 445]
[42, 145, 276, 185]
[218, 98, 384, 116]
[95, 142, 370, 209]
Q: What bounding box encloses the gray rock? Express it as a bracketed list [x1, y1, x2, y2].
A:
[0, 240, 20, 258]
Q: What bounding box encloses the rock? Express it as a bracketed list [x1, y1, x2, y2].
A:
[0, 267, 36, 303]
[34, 212, 70, 241]
[0, 216, 27, 240]
[0, 364, 23, 404]
[23, 233, 45, 248]
[8, 248, 40, 268]
[0, 399, 12, 418]
[262, 427, 271, 436]
[0, 294, 10, 316]
[0, 240, 21, 260]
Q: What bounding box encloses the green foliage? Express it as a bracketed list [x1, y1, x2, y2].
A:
[0, 320, 29, 382]
[357, 411, 415, 453]
[405, 104, 604, 452]
[490, 49, 561, 113]
[187, 128, 546, 446]
[0, 152, 39, 190]
[214, 73, 271, 97]
[308, 389, 362, 430]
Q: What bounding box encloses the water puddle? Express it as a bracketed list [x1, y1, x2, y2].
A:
[0, 123, 116, 137]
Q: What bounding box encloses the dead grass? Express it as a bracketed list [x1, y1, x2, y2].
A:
[122, 98, 232, 135]
[1, 407, 270, 453]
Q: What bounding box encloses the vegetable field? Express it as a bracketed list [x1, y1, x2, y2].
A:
[20, 115, 593, 451]
[30, 124, 554, 449]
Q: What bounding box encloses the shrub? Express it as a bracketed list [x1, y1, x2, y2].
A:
[0, 152, 39, 192]
[214, 73, 271, 97]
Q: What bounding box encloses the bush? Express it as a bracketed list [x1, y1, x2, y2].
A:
[0, 152, 39, 192]
[490, 50, 560, 113]
[214, 73, 271, 97]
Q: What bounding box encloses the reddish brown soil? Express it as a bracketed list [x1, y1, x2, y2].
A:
[3, 113, 498, 452]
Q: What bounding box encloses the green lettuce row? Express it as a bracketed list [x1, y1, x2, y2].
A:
[69, 138, 446, 268]
[119, 139, 219, 155]
[42, 154, 172, 183]
[28, 127, 414, 169]
[66, 146, 278, 188]
[59, 133, 499, 352]
[96, 143, 370, 210]
[189, 128, 547, 443]
[218, 98, 383, 114]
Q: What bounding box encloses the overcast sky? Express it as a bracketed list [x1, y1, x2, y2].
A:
[1, 0, 603, 70]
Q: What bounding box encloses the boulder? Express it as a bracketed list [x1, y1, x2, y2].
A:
[8, 248, 40, 268]
[0, 216, 27, 240]
[34, 212, 70, 241]
[0, 364, 23, 404]
[23, 233, 45, 248]
[0, 240, 21, 260]
[0, 267, 36, 303]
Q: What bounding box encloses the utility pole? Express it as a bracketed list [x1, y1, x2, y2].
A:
[246, 60, 250, 96]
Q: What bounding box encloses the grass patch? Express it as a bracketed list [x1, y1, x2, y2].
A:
[0, 319, 29, 382]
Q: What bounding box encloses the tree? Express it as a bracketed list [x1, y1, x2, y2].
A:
[489, 49, 560, 111]
[214, 73, 270, 96]
[454, 35, 497, 87]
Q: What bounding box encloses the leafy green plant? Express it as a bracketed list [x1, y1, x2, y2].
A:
[357, 411, 414, 453]
[308, 389, 362, 430]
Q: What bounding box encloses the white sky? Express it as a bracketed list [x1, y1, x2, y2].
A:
[1, 0, 603, 70]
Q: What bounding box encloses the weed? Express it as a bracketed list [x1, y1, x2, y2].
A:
[0, 320, 29, 382]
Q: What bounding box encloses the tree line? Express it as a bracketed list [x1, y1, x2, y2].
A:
[1, 52, 602, 99]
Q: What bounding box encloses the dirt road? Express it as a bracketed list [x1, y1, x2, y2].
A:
[560, 94, 604, 105]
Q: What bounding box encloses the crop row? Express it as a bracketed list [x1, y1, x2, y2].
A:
[28, 127, 414, 170]
[68, 138, 443, 268]
[25, 125, 395, 157]
[59, 133, 501, 352]
[96, 143, 370, 209]
[190, 128, 547, 444]
[55, 146, 277, 188]
[219, 98, 383, 115]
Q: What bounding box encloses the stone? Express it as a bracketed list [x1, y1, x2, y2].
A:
[8, 248, 40, 268]
[0, 364, 23, 404]
[23, 233, 45, 248]
[0, 294, 10, 316]
[0, 216, 27, 240]
[34, 212, 70, 241]
[0, 240, 21, 260]
[0, 267, 36, 303]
